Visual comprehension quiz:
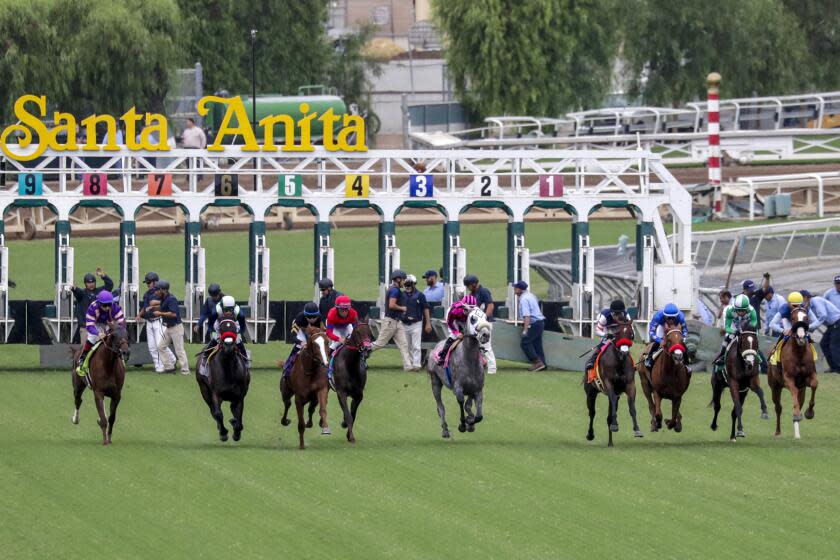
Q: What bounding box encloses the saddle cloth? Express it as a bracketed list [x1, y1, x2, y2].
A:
[769, 339, 818, 366]
[77, 340, 103, 377]
[586, 346, 605, 391]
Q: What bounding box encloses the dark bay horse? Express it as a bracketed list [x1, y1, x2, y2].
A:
[767, 307, 818, 439]
[584, 322, 643, 447]
[71, 323, 130, 445]
[710, 319, 761, 442]
[426, 308, 489, 438]
[332, 321, 373, 443]
[196, 318, 250, 442]
[638, 328, 691, 432]
[280, 327, 331, 449]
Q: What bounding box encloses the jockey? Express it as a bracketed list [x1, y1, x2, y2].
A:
[712, 293, 757, 368]
[584, 300, 629, 373]
[77, 290, 125, 371]
[767, 291, 818, 338]
[436, 294, 476, 366]
[644, 303, 688, 369]
[284, 302, 323, 371]
[209, 295, 248, 357]
[325, 295, 358, 351]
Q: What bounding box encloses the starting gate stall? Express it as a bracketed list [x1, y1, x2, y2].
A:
[0, 147, 694, 342]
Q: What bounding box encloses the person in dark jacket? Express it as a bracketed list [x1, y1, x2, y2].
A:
[318, 277, 343, 318]
[71, 267, 113, 343]
[195, 283, 224, 340]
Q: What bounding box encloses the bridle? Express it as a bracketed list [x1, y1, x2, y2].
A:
[345, 323, 373, 360]
[663, 328, 686, 364]
[790, 308, 809, 347]
[612, 321, 634, 357]
[104, 323, 130, 362]
[737, 328, 758, 372]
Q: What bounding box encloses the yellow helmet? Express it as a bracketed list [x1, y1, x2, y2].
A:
[787, 291, 803, 305]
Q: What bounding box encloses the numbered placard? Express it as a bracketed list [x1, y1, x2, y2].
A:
[280, 174, 302, 197]
[409, 174, 434, 198]
[345, 174, 369, 197]
[18, 173, 43, 196]
[83, 173, 108, 196]
[473, 174, 498, 197]
[539, 175, 564, 198]
[148, 173, 173, 196]
[214, 173, 239, 196]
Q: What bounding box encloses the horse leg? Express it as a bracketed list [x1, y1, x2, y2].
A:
[771, 382, 783, 436]
[671, 396, 684, 433]
[72, 374, 84, 425]
[431, 374, 450, 438]
[473, 391, 484, 425]
[625, 383, 644, 438]
[106, 395, 120, 444]
[804, 374, 818, 420]
[295, 395, 306, 450]
[336, 391, 355, 443]
[642, 378, 657, 432]
[454, 384, 467, 433]
[318, 387, 331, 436]
[751, 377, 769, 420]
[350, 393, 363, 424]
[465, 395, 476, 428]
[653, 391, 664, 431]
[94, 393, 108, 445]
[211, 393, 228, 442]
[784, 375, 803, 428]
[280, 380, 292, 427]
[728, 383, 746, 442]
[306, 400, 316, 429]
[585, 386, 597, 442]
[710, 380, 723, 431]
[230, 399, 244, 441]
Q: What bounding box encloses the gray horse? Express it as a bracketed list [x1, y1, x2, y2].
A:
[426, 308, 491, 438]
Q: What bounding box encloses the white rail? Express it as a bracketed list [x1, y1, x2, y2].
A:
[733, 171, 840, 220]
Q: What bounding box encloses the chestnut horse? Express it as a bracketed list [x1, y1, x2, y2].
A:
[280, 327, 331, 449]
[638, 328, 692, 433]
[710, 318, 760, 442]
[71, 323, 131, 445]
[767, 307, 818, 439]
[584, 322, 643, 447]
[332, 321, 373, 443]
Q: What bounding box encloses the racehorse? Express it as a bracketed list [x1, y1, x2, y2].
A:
[280, 327, 331, 449]
[767, 307, 818, 439]
[638, 327, 691, 433]
[710, 317, 761, 442]
[331, 321, 373, 443]
[196, 318, 250, 442]
[426, 307, 489, 438]
[71, 322, 130, 445]
[584, 322, 643, 447]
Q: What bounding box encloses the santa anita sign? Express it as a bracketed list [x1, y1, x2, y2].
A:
[0, 94, 367, 162]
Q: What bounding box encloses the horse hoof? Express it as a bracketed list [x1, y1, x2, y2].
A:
[586, 432, 594, 441]
[804, 409, 814, 420]
[220, 433, 229, 442]
[458, 423, 466, 433]
[347, 433, 355, 443]
[305, 421, 313, 429]
[442, 430, 451, 439]
[466, 417, 475, 426]
[674, 424, 682, 433]
[761, 411, 769, 420]
[609, 424, 619, 433]
[473, 415, 483, 424]
[467, 423, 475, 432]
[321, 428, 331, 436]
[737, 430, 746, 438]
[793, 414, 803, 422]
[233, 432, 242, 442]
[633, 430, 644, 438]
[281, 419, 290, 427]
[71, 412, 79, 425]
[774, 431, 782, 437]
[710, 423, 718, 431]
[730, 438, 737, 443]
[341, 421, 348, 429]
[299, 445, 306, 450]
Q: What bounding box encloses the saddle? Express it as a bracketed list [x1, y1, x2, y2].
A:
[769, 337, 818, 366]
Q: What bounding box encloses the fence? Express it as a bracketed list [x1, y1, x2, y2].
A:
[732, 171, 840, 219]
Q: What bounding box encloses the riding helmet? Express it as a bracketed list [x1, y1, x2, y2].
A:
[663, 303, 680, 317]
[96, 291, 114, 305]
[787, 291, 803, 305]
[461, 294, 478, 306]
[144, 272, 159, 283]
[220, 295, 236, 310]
[336, 295, 352, 309]
[390, 269, 407, 280]
[733, 294, 751, 309]
[208, 283, 221, 296]
[404, 274, 417, 285]
[303, 302, 320, 316]
[83, 273, 96, 283]
[609, 300, 625, 313]
[156, 280, 170, 291]
[318, 277, 334, 290]
[463, 274, 479, 286]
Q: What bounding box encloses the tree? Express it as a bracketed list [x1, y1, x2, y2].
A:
[432, 0, 621, 118]
[622, 0, 811, 106]
[782, 0, 840, 91]
[326, 23, 383, 115]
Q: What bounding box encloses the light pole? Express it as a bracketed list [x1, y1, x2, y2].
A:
[250, 29, 257, 131]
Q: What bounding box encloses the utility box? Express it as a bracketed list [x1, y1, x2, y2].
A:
[774, 193, 792, 217]
[763, 195, 777, 217]
[653, 264, 696, 311]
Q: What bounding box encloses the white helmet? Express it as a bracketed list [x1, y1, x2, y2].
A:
[221, 295, 236, 308]
[405, 274, 417, 284]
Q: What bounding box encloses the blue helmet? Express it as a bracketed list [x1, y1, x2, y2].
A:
[663, 303, 680, 318]
[303, 302, 320, 317]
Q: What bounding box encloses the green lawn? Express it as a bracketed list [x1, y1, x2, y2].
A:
[1, 341, 838, 559]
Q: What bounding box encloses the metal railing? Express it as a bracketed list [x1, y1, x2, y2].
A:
[733, 171, 840, 220]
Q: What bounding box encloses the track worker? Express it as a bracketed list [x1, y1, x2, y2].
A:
[401, 274, 432, 371]
[801, 290, 840, 373]
[154, 280, 190, 375]
[370, 269, 412, 371]
[318, 278, 343, 318]
[464, 274, 496, 374]
[514, 281, 546, 371]
[822, 275, 840, 309]
[136, 271, 175, 373]
[195, 283, 224, 340]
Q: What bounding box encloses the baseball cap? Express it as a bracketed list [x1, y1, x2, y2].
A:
[742, 279, 756, 291]
[422, 269, 437, 278]
[799, 289, 812, 298]
[834, 275, 840, 283]
[513, 281, 528, 290]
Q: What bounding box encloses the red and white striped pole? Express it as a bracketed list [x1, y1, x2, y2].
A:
[707, 72, 722, 216]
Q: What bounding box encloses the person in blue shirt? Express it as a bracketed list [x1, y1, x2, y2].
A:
[514, 281, 546, 371]
[644, 303, 688, 369]
[135, 271, 175, 373]
[154, 280, 190, 375]
[822, 275, 840, 310]
[195, 283, 224, 340]
[422, 269, 445, 307]
[401, 274, 432, 371]
[762, 287, 787, 335]
[370, 269, 412, 371]
[802, 289, 840, 372]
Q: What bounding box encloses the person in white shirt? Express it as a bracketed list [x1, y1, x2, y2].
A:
[181, 117, 207, 148]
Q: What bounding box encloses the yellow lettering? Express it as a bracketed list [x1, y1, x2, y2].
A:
[282, 103, 315, 152]
[81, 114, 119, 151]
[258, 113, 295, 152]
[336, 114, 368, 152]
[139, 113, 169, 150]
[50, 112, 78, 151]
[121, 107, 143, 150]
[198, 96, 257, 151]
[0, 95, 49, 162]
[318, 108, 341, 150]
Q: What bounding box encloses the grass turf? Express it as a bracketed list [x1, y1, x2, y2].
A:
[1, 343, 839, 559]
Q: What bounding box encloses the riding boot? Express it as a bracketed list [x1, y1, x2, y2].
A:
[77, 340, 94, 370]
[645, 341, 660, 369]
[437, 337, 456, 366]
